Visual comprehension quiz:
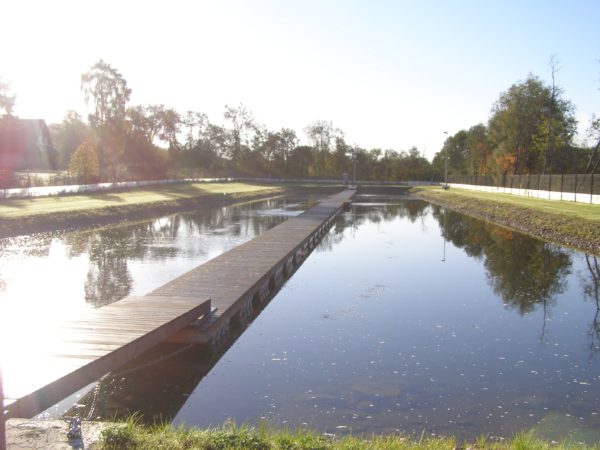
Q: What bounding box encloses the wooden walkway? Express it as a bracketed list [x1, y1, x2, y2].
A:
[1, 188, 354, 420]
[3, 295, 211, 419]
[152, 188, 355, 343]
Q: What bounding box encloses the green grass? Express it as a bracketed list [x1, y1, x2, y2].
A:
[414, 185, 600, 222]
[413, 186, 600, 255]
[97, 420, 599, 450]
[0, 182, 281, 219]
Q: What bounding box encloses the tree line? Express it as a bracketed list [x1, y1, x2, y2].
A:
[1, 58, 598, 185]
[2, 61, 430, 184]
[433, 58, 600, 179]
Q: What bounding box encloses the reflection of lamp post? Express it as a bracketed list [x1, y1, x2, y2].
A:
[441, 207, 447, 262]
[443, 131, 449, 189]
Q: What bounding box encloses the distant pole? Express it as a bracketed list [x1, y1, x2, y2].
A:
[353, 149, 357, 185]
[443, 131, 449, 189]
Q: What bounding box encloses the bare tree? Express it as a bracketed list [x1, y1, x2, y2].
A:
[541, 55, 561, 175]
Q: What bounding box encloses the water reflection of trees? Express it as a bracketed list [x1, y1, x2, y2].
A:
[582, 255, 600, 357]
[352, 200, 430, 225]
[63, 199, 288, 306]
[317, 200, 431, 253]
[432, 206, 572, 316]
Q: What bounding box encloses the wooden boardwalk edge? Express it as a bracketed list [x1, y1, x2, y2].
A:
[4, 297, 211, 419]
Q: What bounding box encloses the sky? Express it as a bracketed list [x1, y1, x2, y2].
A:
[2, 0, 599, 160]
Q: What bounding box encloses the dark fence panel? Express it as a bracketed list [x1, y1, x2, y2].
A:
[449, 173, 600, 196]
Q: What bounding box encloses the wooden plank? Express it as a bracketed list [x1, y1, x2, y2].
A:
[4, 296, 210, 419]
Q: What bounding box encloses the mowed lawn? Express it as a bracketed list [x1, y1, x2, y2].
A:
[0, 182, 282, 219]
[417, 186, 600, 222]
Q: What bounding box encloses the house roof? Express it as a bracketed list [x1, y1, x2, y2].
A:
[0, 117, 57, 172]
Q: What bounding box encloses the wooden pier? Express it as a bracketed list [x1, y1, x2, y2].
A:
[2, 188, 354, 420]
[154, 188, 356, 345]
[3, 295, 211, 419]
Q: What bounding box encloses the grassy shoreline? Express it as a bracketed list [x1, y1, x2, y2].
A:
[0, 182, 343, 238]
[96, 421, 598, 449]
[413, 186, 600, 256]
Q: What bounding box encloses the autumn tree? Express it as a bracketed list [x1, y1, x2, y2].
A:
[69, 140, 99, 183]
[488, 74, 576, 174]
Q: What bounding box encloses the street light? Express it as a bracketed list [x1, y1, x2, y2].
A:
[353, 150, 357, 185]
[443, 131, 449, 189]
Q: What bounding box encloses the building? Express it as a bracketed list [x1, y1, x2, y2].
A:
[0, 117, 57, 186]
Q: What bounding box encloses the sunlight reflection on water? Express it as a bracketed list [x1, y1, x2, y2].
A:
[0, 195, 316, 404]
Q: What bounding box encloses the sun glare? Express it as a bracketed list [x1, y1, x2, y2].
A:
[0, 238, 90, 398]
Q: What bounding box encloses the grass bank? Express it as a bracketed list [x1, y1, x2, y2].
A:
[97, 422, 598, 450]
[413, 186, 600, 255]
[0, 182, 343, 238]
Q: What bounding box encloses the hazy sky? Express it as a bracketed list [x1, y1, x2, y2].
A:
[2, 0, 599, 160]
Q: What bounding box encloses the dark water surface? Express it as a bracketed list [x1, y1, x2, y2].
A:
[172, 199, 600, 442]
[2, 196, 600, 442]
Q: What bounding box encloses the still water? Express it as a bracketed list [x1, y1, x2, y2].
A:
[3, 196, 600, 442]
[167, 200, 600, 441]
[0, 195, 317, 398]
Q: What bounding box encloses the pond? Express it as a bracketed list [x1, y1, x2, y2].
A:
[2, 195, 600, 443]
[170, 199, 600, 442]
[0, 194, 319, 403]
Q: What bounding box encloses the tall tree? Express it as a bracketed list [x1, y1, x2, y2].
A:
[439, 130, 469, 176]
[81, 60, 131, 127]
[260, 128, 298, 175]
[182, 111, 209, 149]
[81, 60, 131, 178]
[583, 115, 600, 175]
[223, 104, 257, 170]
[465, 124, 493, 176]
[304, 120, 342, 177]
[541, 55, 560, 174]
[488, 74, 576, 174]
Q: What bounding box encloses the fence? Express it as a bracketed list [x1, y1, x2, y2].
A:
[448, 173, 600, 204]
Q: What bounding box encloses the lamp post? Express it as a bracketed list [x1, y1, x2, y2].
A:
[353, 151, 357, 185]
[443, 131, 449, 189]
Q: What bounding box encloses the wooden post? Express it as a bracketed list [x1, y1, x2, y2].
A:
[575, 173, 578, 202]
[591, 174, 594, 204]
